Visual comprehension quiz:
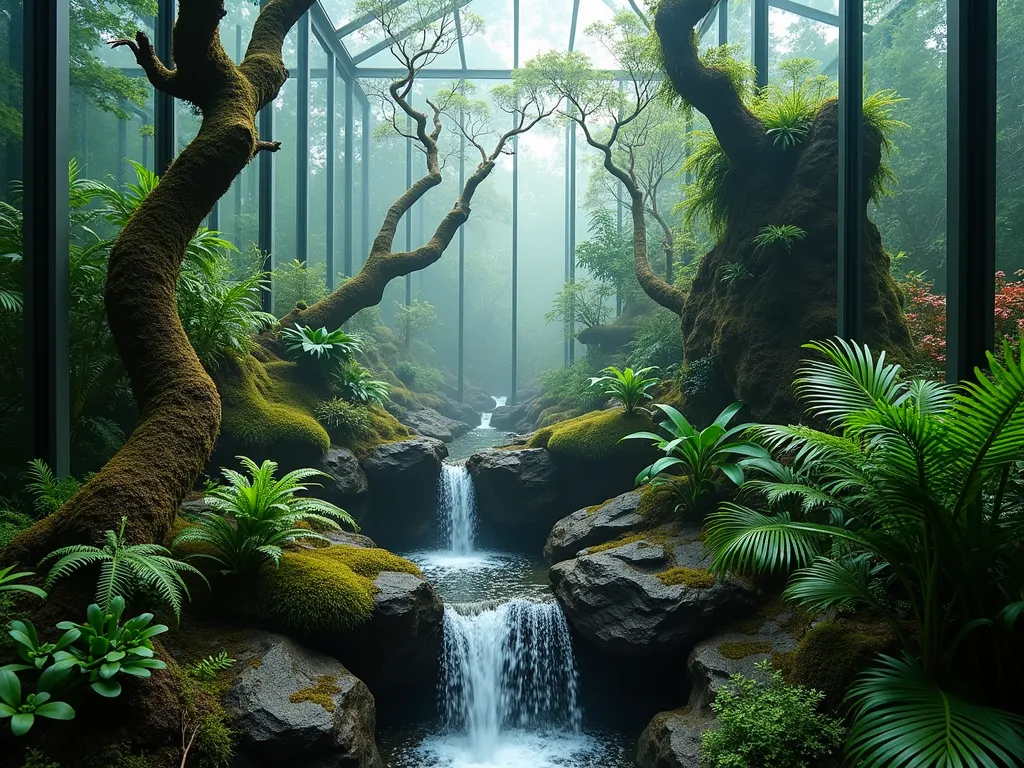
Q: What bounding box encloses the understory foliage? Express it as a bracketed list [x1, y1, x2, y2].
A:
[627, 309, 683, 371]
[678, 56, 906, 237]
[545, 280, 616, 338]
[0, 461, 83, 550]
[705, 338, 1024, 767]
[588, 365, 659, 414]
[540, 360, 608, 412]
[623, 402, 769, 513]
[174, 457, 357, 577]
[700, 660, 845, 768]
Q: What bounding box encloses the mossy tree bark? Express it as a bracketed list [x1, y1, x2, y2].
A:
[7, 0, 316, 563]
[655, 0, 913, 425]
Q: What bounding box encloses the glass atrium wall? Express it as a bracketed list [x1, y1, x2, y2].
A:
[5, 0, 1008, 476]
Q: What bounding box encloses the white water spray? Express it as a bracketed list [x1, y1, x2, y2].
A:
[491, 395, 508, 408]
[437, 463, 477, 556]
[440, 600, 582, 761]
[478, 412, 494, 429]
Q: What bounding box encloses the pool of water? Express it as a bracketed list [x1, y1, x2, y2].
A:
[403, 549, 552, 603]
[446, 428, 513, 462]
[381, 724, 636, 768]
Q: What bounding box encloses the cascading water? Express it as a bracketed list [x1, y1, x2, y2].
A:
[478, 412, 494, 429]
[441, 601, 581, 747]
[491, 395, 508, 408]
[437, 463, 476, 556]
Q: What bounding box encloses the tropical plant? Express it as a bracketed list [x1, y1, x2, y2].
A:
[40, 516, 205, 621]
[0, 667, 75, 737]
[0, 565, 47, 599]
[588, 366, 659, 414]
[720, 261, 753, 285]
[174, 457, 357, 576]
[0, 597, 168, 735]
[700, 660, 845, 768]
[622, 402, 770, 513]
[177, 269, 275, 372]
[752, 224, 807, 254]
[23, 459, 80, 516]
[332, 360, 391, 407]
[53, 597, 168, 698]
[281, 324, 363, 364]
[185, 652, 236, 683]
[704, 338, 1024, 768]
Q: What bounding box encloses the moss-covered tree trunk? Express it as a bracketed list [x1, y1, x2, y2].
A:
[654, 0, 913, 426]
[6, 0, 315, 564]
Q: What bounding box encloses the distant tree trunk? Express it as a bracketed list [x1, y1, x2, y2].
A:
[654, 0, 913, 425]
[7, 0, 314, 563]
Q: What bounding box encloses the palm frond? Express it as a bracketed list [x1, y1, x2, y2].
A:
[796, 338, 906, 424]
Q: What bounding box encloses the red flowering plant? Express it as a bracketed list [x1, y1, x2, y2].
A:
[899, 269, 1024, 375]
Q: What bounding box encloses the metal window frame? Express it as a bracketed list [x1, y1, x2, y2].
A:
[838, 0, 865, 340]
[296, 12, 310, 264]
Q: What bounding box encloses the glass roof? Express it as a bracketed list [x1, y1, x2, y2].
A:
[324, 0, 651, 74]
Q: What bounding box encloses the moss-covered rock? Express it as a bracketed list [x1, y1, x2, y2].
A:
[527, 409, 653, 462]
[658, 566, 715, 589]
[787, 618, 897, 711]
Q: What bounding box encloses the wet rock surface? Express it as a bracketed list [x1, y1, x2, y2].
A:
[543, 490, 644, 564]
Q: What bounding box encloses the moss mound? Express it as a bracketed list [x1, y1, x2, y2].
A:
[787, 618, 896, 711]
[216, 353, 329, 460]
[527, 409, 654, 463]
[252, 545, 421, 636]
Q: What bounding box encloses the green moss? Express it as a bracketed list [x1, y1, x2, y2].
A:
[289, 675, 342, 712]
[174, 665, 235, 768]
[253, 545, 420, 637]
[585, 497, 617, 515]
[417, 393, 442, 411]
[658, 565, 716, 588]
[527, 409, 654, 463]
[77, 747, 150, 768]
[718, 640, 773, 660]
[216, 353, 329, 458]
[345, 406, 411, 458]
[21, 750, 60, 768]
[637, 482, 682, 522]
[788, 619, 896, 711]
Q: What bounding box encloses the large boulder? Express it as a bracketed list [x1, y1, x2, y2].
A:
[550, 529, 755, 656]
[318, 447, 371, 517]
[466, 448, 561, 545]
[489, 402, 530, 431]
[636, 708, 712, 768]
[360, 437, 447, 546]
[223, 630, 382, 768]
[397, 406, 472, 442]
[544, 491, 644, 564]
[332, 571, 445, 692]
[436, 393, 481, 428]
[635, 611, 801, 768]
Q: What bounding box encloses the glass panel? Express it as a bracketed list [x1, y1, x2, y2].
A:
[573, 0, 619, 68]
[222, 1, 258, 64]
[996, 0, 1023, 352]
[334, 69, 347, 281]
[309, 35, 329, 277]
[0, 0, 26, 496]
[273, 27, 300, 309]
[461, 0, 514, 69]
[354, 101, 365, 269]
[323, 0, 360, 30]
[519, 0, 574, 62]
[768, 7, 837, 85]
[728, 0, 752, 65]
[864, 0, 946, 376]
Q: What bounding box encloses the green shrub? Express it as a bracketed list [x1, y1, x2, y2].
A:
[587, 366, 659, 414]
[314, 398, 374, 440]
[281, 324, 362, 365]
[700, 660, 845, 768]
[0, 509, 33, 550]
[272, 258, 328, 317]
[332, 360, 391, 407]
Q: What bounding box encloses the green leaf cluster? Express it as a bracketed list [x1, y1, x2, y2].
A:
[588, 365, 659, 414]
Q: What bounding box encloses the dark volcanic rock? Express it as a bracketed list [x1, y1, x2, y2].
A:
[223, 630, 382, 768]
[636, 708, 711, 768]
[436, 394, 481, 428]
[544, 490, 644, 564]
[550, 530, 755, 656]
[333, 571, 444, 691]
[466, 448, 560, 544]
[360, 437, 447, 546]
[489, 403, 530, 431]
[318, 447, 371, 516]
[397, 407, 471, 442]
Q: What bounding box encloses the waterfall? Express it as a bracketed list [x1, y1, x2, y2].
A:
[478, 412, 494, 429]
[440, 600, 582, 760]
[437, 463, 477, 555]
[491, 395, 508, 408]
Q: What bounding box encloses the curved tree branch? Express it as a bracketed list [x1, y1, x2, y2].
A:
[7, 0, 314, 562]
[653, 0, 768, 165]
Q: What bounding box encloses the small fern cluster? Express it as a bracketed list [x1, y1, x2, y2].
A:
[186, 652, 236, 682]
[752, 224, 807, 254]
